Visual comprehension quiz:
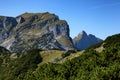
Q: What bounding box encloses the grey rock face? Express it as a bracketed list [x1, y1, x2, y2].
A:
[0, 17, 17, 44]
[16, 16, 25, 24]
[0, 12, 74, 53]
[73, 31, 103, 50]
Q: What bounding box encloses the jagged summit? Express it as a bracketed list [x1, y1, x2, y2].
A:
[0, 12, 74, 53]
[73, 31, 103, 50]
[81, 30, 87, 35]
[73, 30, 87, 42]
[78, 30, 87, 36]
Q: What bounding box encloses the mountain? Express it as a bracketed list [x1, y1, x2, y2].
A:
[73, 31, 103, 50]
[0, 12, 74, 53]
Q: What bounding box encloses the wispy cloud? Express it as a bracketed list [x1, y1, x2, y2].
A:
[90, 2, 120, 9]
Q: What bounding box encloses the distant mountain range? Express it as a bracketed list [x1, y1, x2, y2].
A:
[0, 12, 102, 52]
[73, 31, 103, 50]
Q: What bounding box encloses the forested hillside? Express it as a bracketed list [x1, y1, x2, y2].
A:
[0, 33, 120, 80]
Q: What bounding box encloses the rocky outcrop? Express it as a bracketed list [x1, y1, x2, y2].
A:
[0, 12, 74, 53]
[73, 31, 103, 50]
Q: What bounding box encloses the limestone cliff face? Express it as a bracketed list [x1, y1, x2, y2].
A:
[73, 31, 103, 50]
[0, 17, 17, 43]
[0, 12, 74, 52]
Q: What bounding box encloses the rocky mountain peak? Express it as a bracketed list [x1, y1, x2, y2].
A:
[0, 12, 74, 53]
[73, 31, 103, 50]
[81, 30, 87, 35]
[78, 30, 87, 37]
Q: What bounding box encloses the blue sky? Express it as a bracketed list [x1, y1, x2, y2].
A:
[0, 0, 120, 39]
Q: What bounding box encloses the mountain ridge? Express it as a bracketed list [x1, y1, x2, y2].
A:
[73, 30, 103, 50]
[0, 12, 74, 53]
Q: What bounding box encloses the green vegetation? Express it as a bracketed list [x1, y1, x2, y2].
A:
[104, 33, 120, 48]
[21, 12, 57, 24]
[62, 50, 77, 58]
[46, 20, 67, 27]
[21, 13, 35, 19]
[0, 46, 10, 53]
[0, 46, 10, 66]
[0, 34, 120, 80]
[31, 45, 120, 80]
[33, 12, 58, 25]
[0, 49, 42, 80]
[40, 12, 57, 20]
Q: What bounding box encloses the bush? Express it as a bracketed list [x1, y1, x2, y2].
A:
[1, 49, 42, 80]
[62, 50, 77, 58]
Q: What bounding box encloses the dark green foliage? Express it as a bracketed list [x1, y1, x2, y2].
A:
[33, 46, 120, 80]
[0, 47, 11, 80]
[104, 33, 120, 48]
[0, 47, 11, 67]
[0, 49, 42, 80]
[0, 46, 10, 53]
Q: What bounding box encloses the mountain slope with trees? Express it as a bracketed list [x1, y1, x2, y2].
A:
[0, 33, 120, 80]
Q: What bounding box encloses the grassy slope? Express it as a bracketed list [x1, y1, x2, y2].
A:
[40, 50, 64, 64]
